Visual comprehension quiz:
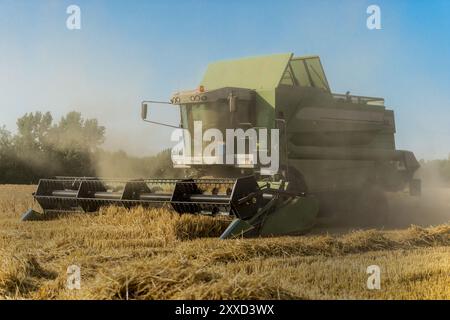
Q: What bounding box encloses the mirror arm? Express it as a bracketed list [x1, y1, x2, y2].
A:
[142, 119, 181, 129]
[142, 100, 174, 105]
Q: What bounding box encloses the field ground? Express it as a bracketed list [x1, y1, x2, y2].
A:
[0, 184, 449, 300]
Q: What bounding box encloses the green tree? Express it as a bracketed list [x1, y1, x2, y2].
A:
[4, 111, 106, 181]
[15, 112, 53, 152]
[0, 126, 15, 182]
[48, 111, 105, 152]
[0, 126, 11, 148]
[49, 112, 105, 176]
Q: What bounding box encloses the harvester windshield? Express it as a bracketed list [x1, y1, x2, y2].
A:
[180, 102, 230, 131]
[179, 98, 255, 161]
[180, 98, 253, 132]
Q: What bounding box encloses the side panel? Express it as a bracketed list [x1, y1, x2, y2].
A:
[275, 86, 396, 150]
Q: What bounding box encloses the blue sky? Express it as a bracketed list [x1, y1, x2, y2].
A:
[0, 0, 449, 159]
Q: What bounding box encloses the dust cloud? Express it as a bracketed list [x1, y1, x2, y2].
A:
[92, 149, 178, 179]
[386, 165, 450, 228]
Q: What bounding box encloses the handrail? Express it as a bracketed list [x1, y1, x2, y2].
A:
[332, 93, 385, 105]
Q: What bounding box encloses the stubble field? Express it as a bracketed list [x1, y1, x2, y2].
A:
[0, 184, 449, 300]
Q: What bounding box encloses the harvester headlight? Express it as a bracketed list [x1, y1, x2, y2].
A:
[194, 95, 201, 101]
[201, 95, 207, 101]
[190, 96, 195, 101]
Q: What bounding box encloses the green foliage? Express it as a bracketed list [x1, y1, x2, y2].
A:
[0, 111, 176, 183]
[0, 126, 17, 182]
[15, 112, 53, 152]
[47, 111, 105, 152]
[0, 112, 104, 183]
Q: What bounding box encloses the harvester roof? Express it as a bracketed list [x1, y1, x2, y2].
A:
[201, 53, 292, 90]
[200, 53, 330, 92]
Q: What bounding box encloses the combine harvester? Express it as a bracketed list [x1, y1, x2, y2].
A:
[23, 53, 421, 238]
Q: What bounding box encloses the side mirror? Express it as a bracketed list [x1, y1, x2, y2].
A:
[140, 100, 182, 129]
[141, 103, 148, 120]
[228, 93, 237, 113]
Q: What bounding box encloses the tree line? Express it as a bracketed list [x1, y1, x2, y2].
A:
[0, 111, 173, 184]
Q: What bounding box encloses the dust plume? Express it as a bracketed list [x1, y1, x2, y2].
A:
[92, 148, 178, 179]
[385, 162, 450, 228]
